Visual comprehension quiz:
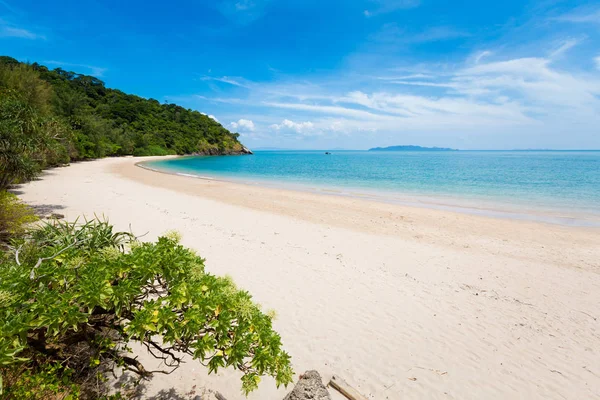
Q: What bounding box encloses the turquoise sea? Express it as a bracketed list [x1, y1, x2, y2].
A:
[142, 151, 600, 226]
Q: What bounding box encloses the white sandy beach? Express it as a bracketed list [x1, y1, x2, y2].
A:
[16, 156, 600, 400]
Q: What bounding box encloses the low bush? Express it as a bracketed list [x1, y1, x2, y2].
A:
[0, 219, 293, 398]
[0, 191, 37, 243]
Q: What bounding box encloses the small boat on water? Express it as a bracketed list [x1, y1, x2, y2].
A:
[325, 152, 331, 155]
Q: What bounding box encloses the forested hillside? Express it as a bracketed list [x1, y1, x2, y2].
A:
[0, 56, 247, 169]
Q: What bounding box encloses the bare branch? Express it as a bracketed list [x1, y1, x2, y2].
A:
[30, 238, 89, 280]
[15, 244, 23, 265]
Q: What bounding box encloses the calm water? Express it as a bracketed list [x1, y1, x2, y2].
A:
[143, 151, 600, 226]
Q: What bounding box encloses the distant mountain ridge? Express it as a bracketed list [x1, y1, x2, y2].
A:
[369, 145, 457, 152]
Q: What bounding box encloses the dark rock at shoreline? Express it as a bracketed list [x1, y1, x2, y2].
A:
[191, 146, 253, 156]
[283, 370, 331, 400]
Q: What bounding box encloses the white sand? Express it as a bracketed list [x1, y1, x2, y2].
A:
[17, 156, 600, 400]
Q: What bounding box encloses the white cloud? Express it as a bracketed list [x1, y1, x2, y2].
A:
[201, 76, 250, 88]
[459, 57, 549, 77]
[388, 80, 458, 88]
[182, 49, 600, 148]
[44, 60, 106, 77]
[553, 8, 600, 24]
[549, 38, 581, 58]
[455, 57, 600, 111]
[229, 118, 255, 132]
[200, 113, 220, 123]
[0, 24, 43, 39]
[0, 17, 44, 39]
[379, 73, 434, 80]
[474, 50, 492, 64]
[264, 101, 395, 119]
[270, 119, 315, 134]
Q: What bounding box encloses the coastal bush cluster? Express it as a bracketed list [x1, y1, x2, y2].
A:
[0, 191, 38, 242]
[0, 219, 293, 398]
[0, 55, 244, 188]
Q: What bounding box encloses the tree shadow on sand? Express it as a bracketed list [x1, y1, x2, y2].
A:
[109, 373, 217, 400]
[28, 203, 66, 216]
[8, 184, 66, 216]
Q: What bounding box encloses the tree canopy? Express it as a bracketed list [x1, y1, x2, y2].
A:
[0, 56, 246, 187]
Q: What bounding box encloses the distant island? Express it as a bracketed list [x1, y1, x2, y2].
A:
[368, 145, 458, 152]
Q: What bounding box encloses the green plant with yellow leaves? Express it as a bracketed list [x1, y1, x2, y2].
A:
[0, 191, 37, 243]
[0, 219, 293, 398]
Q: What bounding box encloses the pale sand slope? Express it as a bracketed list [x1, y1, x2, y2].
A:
[17, 156, 600, 400]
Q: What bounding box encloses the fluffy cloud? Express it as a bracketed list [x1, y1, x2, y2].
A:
[269, 56, 600, 125]
[189, 49, 600, 148]
[229, 118, 255, 131]
[200, 112, 220, 123]
[270, 119, 315, 135]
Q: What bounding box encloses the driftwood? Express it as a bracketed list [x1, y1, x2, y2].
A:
[329, 375, 368, 400]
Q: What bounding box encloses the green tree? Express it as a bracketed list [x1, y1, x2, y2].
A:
[0, 63, 71, 188]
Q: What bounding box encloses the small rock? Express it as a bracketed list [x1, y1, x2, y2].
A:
[50, 213, 65, 219]
[283, 370, 331, 400]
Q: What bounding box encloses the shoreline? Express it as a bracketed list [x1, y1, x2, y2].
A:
[117, 156, 600, 272]
[16, 156, 600, 399]
[137, 157, 600, 228]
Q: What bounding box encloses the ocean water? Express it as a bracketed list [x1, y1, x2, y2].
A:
[142, 151, 600, 226]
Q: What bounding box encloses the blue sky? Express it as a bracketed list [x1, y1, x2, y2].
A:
[2, 0, 600, 149]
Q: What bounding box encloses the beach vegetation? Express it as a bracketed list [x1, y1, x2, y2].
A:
[0, 219, 293, 398]
[0, 55, 247, 182]
[0, 65, 72, 189]
[0, 191, 37, 243]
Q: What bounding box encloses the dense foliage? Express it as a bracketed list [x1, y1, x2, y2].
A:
[0, 63, 74, 189]
[0, 219, 293, 398]
[0, 55, 246, 188]
[0, 191, 37, 243]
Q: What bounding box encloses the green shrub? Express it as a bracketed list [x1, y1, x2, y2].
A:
[0, 191, 37, 243]
[0, 219, 293, 398]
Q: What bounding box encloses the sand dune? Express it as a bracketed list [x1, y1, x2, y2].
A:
[17, 156, 600, 399]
